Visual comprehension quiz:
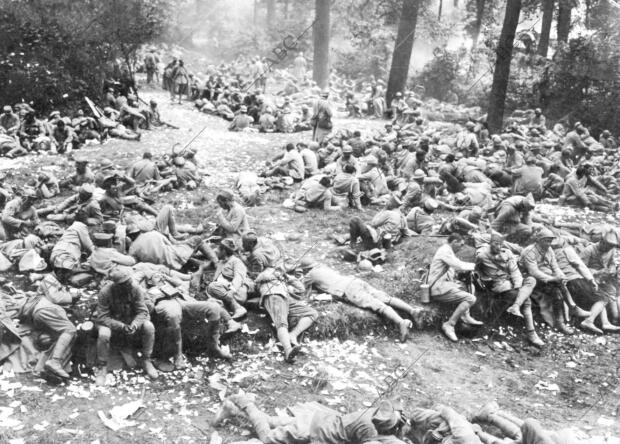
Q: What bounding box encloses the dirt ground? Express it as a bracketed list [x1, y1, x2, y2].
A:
[0, 83, 618, 443]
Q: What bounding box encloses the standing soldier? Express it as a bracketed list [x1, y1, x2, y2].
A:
[144, 48, 159, 85]
[311, 89, 333, 143]
[293, 51, 307, 82]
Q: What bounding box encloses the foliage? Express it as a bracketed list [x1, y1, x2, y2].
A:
[542, 34, 620, 134]
[0, 0, 170, 113]
[414, 49, 460, 101]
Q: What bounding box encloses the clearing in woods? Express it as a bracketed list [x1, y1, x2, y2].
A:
[0, 87, 618, 443]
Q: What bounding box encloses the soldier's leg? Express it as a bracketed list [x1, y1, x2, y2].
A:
[155, 204, 179, 236]
[507, 276, 536, 317]
[33, 304, 77, 379]
[95, 326, 112, 385]
[207, 281, 246, 319]
[433, 288, 476, 342]
[137, 320, 158, 379]
[288, 302, 318, 346]
[154, 299, 183, 364]
[344, 279, 412, 342]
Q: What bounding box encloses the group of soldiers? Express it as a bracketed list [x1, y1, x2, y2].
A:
[0, 90, 166, 159]
[260, 91, 620, 347]
[0, 49, 616, 443]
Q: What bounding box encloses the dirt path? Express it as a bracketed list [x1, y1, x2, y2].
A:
[0, 88, 618, 443]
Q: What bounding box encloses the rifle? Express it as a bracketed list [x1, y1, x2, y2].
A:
[84, 96, 103, 119]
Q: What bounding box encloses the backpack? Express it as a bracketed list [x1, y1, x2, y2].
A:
[317, 109, 332, 130]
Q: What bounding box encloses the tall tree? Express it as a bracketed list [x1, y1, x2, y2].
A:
[557, 0, 572, 43]
[487, 0, 522, 133]
[470, 0, 486, 48]
[386, 0, 420, 105]
[537, 0, 554, 57]
[313, 0, 330, 89]
[254, 0, 258, 25]
[266, 0, 275, 29]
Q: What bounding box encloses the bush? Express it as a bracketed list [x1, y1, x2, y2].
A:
[542, 35, 620, 135]
[0, 0, 169, 114]
[414, 49, 459, 101]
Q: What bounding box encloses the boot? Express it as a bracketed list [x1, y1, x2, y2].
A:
[472, 402, 522, 441]
[174, 354, 188, 370]
[207, 322, 232, 360]
[602, 324, 620, 333]
[285, 345, 302, 363]
[95, 364, 108, 386]
[506, 286, 533, 318]
[442, 300, 471, 342]
[472, 401, 499, 423]
[579, 319, 603, 335]
[398, 320, 412, 343]
[44, 359, 70, 380]
[461, 309, 483, 326]
[380, 306, 409, 342]
[142, 358, 159, 380]
[224, 295, 247, 320]
[506, 304, 524, 318]
[43, 331, 74, 380]
[570, 305, 590, 318]
[526, 330, 545, 347]
[231, 301, 247, 320]
[600, 308, 620, 332]
[554, 304, 574, 335]
[231, 394, 272, 443]
[441, 322, 458, 342]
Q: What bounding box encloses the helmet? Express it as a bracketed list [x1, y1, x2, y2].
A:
[22, 187, 37, 199]
[423, 198, 439, 211]
[412, 169, 426, 180]
[79, 184, 94, 196]
[220, 238, 238, 254]
[358, 259, 373, 271]
[108, 267, 132, 284]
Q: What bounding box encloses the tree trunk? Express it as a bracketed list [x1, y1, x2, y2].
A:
[284, 0, 289, 19]
[487, 0, 522, 133]
[557, 0, 572, 43]
[266, 0, 275, 29]
[254, 0, 258, 25]
[471, 0, 485, 48]
[386, 0, 420, 105]
[438, 0, 443, 21]
[537, 0, 554, 57]
[312, 0, 330, 89]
